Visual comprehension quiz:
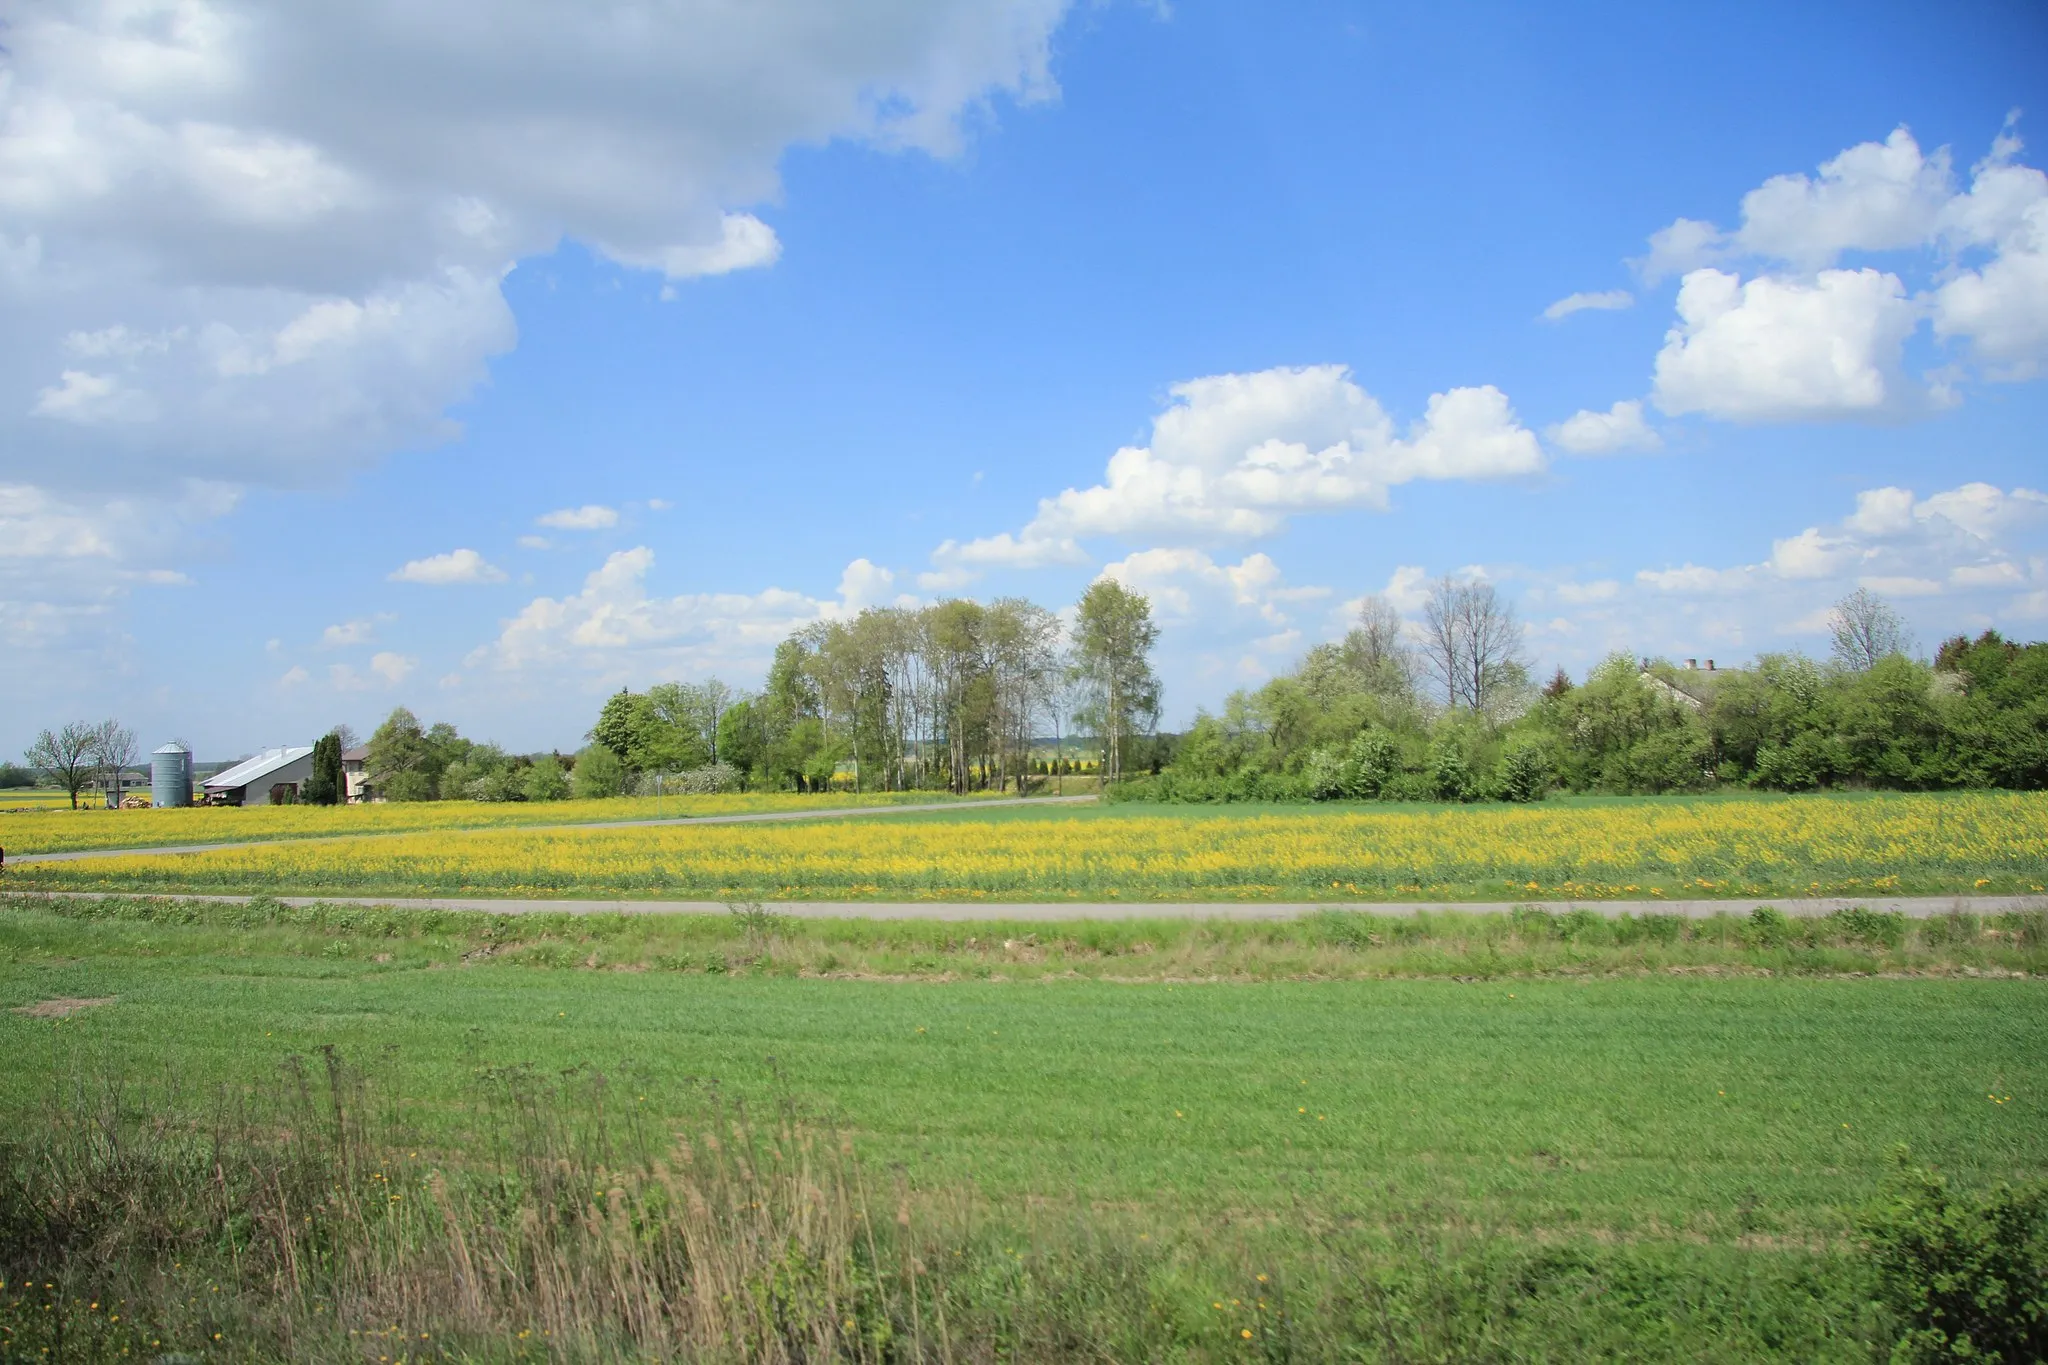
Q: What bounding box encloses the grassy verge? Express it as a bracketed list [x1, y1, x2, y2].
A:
[1, 1044, 1961, 1363]
[4, 894, 2047, 981]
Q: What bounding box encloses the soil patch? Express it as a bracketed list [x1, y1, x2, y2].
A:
[14, 996, 116, 1018]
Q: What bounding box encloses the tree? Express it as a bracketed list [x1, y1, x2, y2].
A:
[1070, 579, 1161, 786]
[367, 707, 441, 802]
[1339, 593, 1418, 702]
[571, 743, 626, 799]
[523, 754, 570, 802]
[88, 721, 138, 805]
[26, 722, 102, 809]
[592, 690, 641, 765]
[1421, 576, 1525, 715]
[302, 733, 344, 805]
[715, 700, 768, 786]
[1830, 588, 1910, 672]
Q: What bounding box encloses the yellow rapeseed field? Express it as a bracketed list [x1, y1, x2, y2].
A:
[16, 792, 2047, 900]
[0, 791, 999, 857]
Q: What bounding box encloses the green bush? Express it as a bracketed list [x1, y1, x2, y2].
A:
[1496, 740, 1553, 802]
[1862, 1153, 2048, 1361]
[1746, 905, 1795, 948]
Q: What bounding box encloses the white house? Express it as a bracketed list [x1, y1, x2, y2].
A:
[202, 746, 317, 806]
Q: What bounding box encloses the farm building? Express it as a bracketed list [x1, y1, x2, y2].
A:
[341, 745, 375, 803]
[202, 746, 317, 806]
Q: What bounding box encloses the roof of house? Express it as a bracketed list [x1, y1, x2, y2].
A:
[203, 746, 316, 791]
[341, 746, 370, 762]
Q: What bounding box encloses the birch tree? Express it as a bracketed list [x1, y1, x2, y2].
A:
[1070, 579, 1160, 786]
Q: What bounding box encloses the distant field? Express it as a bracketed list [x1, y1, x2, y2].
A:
[0, 788, 1009, 856]
[0, 789, 86, 811]
[18, 789, 2046, 900]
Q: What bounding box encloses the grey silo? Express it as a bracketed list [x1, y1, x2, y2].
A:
[152, 743, 193, 808]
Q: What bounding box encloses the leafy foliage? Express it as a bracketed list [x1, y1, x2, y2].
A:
[1863, 1153, 2048, 1361]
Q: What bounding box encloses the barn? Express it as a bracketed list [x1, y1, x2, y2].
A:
[202, 746, 317, 806]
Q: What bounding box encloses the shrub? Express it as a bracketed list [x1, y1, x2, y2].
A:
[1348, 729, 1402, 798]
[1862, 1153, 2048, 1361]
[1429, 736, 1477, 802]
[1496, 741, 1552, 803]
[1305, 746, 1349, 801]
[1833, 906, 1907, 951]
[571, 743, 626, 799]
[1745, 905, 1795, 948]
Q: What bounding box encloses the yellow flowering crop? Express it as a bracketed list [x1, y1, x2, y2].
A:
[0, 790, 1004, 857]
[15, 791, 2044, 900]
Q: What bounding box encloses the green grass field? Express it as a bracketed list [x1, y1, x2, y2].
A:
[4, 899, 2044, 1359]
[5, 906, 2042, 1234]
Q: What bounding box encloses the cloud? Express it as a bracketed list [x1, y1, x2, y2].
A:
[475, 546, 891, 675]
[537, 505, 620, 531]
[1770, 527, 1861, 579]
[1651, 268, 1918, 420]
[516, 535, 552, 550]
[1542, 290, 1633, 321]
[1636, 218, 1727, 284]
[1733, 127, 1954, 268]
[1627, 125, 2048, 416]
[926, 530, 1089, 584]
[1929, 134, 2048, 374]
[942, 367, 1542, 568]
[1547, 399, 1662, 455]
[279, 665, 310, 687]
[389, 548, 507, 585]
[1632, 481, 2046, 609]
[0, 0, 1076, 666]
[370, 652, 416, 686]
[321, 618, 381, 647]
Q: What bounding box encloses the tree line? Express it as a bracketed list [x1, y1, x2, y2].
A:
[1134, 583, 2048, 802]
[571, 580, 1160, 796]
[340, 580, 1163, 802]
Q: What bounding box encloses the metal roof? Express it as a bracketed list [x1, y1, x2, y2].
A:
[154, 742, 190, 755]
[202, 746, 315, 791]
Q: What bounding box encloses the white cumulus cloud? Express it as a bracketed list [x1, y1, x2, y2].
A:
[475, 546, 893, 676]
[0, 0, 1077, 667]
[1547, 399, 1662, 455]
[537, 505, 620, 531]
[389, 548, 507, 585]
[936, 366, 1542, 575]
[1651, 268, 1918, 421]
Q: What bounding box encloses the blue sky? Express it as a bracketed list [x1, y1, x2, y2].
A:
[4, 0, 2046, 757]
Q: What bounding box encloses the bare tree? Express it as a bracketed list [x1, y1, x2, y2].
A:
[1420, 576, 1467, 708]
[1828, 588, 1910, 671]
[1420, 576, 1525, 714]
[25, 722, 101, 809]
[329, 724, 360, 753]
[91, 721, 139, 804]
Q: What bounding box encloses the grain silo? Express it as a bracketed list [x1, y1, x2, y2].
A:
[151, 743, 193, 808]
